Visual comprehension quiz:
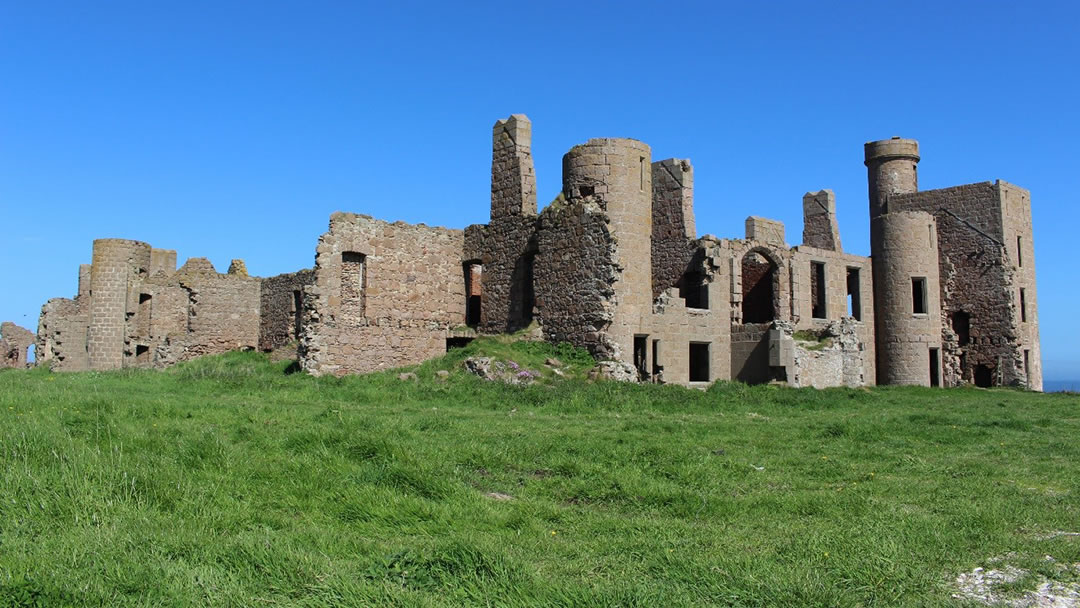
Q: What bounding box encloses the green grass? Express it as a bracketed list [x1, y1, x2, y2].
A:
[0, 339, 1078, 607]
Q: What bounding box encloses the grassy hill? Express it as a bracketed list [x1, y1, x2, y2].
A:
[1, 339, 1078, 607]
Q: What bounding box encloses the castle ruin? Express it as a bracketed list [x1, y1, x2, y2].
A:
[21, 115, 1042, 390]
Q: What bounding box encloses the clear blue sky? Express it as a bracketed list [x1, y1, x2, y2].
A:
[2, 1, 1077, 379]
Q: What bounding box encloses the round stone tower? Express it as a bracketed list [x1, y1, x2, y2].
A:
[865, 137, 920, 221]
[871, 210, 942, 386]
[562, 138, 653, 357]
[87, 238, 152, 370]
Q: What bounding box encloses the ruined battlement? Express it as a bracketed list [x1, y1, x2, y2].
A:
[28, 116, 1041, 390]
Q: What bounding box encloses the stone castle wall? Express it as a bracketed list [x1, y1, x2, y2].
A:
[259, 269, 315, 352]
[299, 213, 465, 376]
[25, 118, 1041, 391]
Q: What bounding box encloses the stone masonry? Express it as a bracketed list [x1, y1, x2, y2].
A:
[35, 238, 314, 371]
[1, 322, 35, 368]
[30, 117, 1042, 390]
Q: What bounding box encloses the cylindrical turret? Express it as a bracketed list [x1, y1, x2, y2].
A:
[563, 138, 653, 358]
[865, 137, 920, 220]
[87, 239, 151, 370]
[871, 211, 942, 386]
[563, 137, 653, 301]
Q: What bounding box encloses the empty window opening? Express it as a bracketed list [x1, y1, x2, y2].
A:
[446, 337, 473, 351]
[292, 290, 303, 338]
[639, 156, 646, 192]
[1023, 350, 1031, 387]
[137, 293, 152, 335]
[846, 268, 862, 320]
[1017, 236, 1023, 267]
[1019, 288, 1027, 322]
[464, 262, 483, 327]
[634, 335, 648, 381]
[652, 339, 662, 383]
[811, 262, 827, 319]
[929, 224, 934, 248]
[741, 251, 777, 323]
[341, 252, 367, 316]
[680, 270, 709, 310]
[511, 251, 535, 328]
[26, 344, 35, 364]
[911, 277, 927, 315]
[929, 347, 940, 387]
[953, 311, 971, 346]
[579, 185, 595, 197]
[689, 342, 710, 383]
[136, 344, 150, 365]
[974, 364, 993, 388]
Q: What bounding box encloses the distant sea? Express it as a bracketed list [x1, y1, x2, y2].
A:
[1043, 380, 1080, 393]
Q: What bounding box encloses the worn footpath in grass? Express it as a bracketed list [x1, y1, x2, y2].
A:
[0, 338, 1078, 606]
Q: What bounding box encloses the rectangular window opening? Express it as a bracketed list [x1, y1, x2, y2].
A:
[912, 277, 927, 315]
[341, 252, 367, 316]
[953, 311, 971, 346]
[929, 347, 940, 387]
[689, 342, 710, 383]
[1019, 288, 1027, 322]
[464, 262, 483, 327]
[639, 156, 645, 192]
[1017, 236, 1023, 267]
[136, 344, 150, 365]
[811, 262, 826, 319]
[633, 335, 648, 381]
[138, 292, 152, 335]
[680, 271, 709, 310]
[846, 268, 861, 321]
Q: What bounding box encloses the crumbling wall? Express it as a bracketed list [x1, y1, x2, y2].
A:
[533, 197, 619, 358]
[648, 238, 730, 385]
[1, 322, 36, 368]
[802, 190, 841, 251]
[790, 246, 875, 383]
[891, 182, 1029, 387]
[259, 268, 315, 351]
[651, 158, 696, 300]
[154, 258, 261, 363]
[37, 298, 89, 371]
[786, 320, 868, 388]
[300, 213, 465, 376]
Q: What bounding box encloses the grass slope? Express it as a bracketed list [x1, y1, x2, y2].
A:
[0, 339, 1078, 607]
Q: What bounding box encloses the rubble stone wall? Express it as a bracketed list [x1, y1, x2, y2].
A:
[259, 268, 315, 352]
[299, 213, 465, 376]
[802, 190, 842, 251]
[651, 158, 696, 300]
[1, 322, 36, 368]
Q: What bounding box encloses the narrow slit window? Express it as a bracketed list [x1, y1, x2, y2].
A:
[138, 293, 152, 335]
[1019, 288, 1027, 322]
[292, 290, 303, 338]
[929, 347, 940, 387]
[639, 156, 645, 192]
[1017, 236, 1023, 267]
[1023, 349, 1031, 387]
[911, 277, 927, 315]
[811, 262, 826, 319]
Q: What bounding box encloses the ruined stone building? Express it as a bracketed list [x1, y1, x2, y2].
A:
[35, 239, 313, 371]
[26, 115, 1042, 390]
[1, 322, 35, 369]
